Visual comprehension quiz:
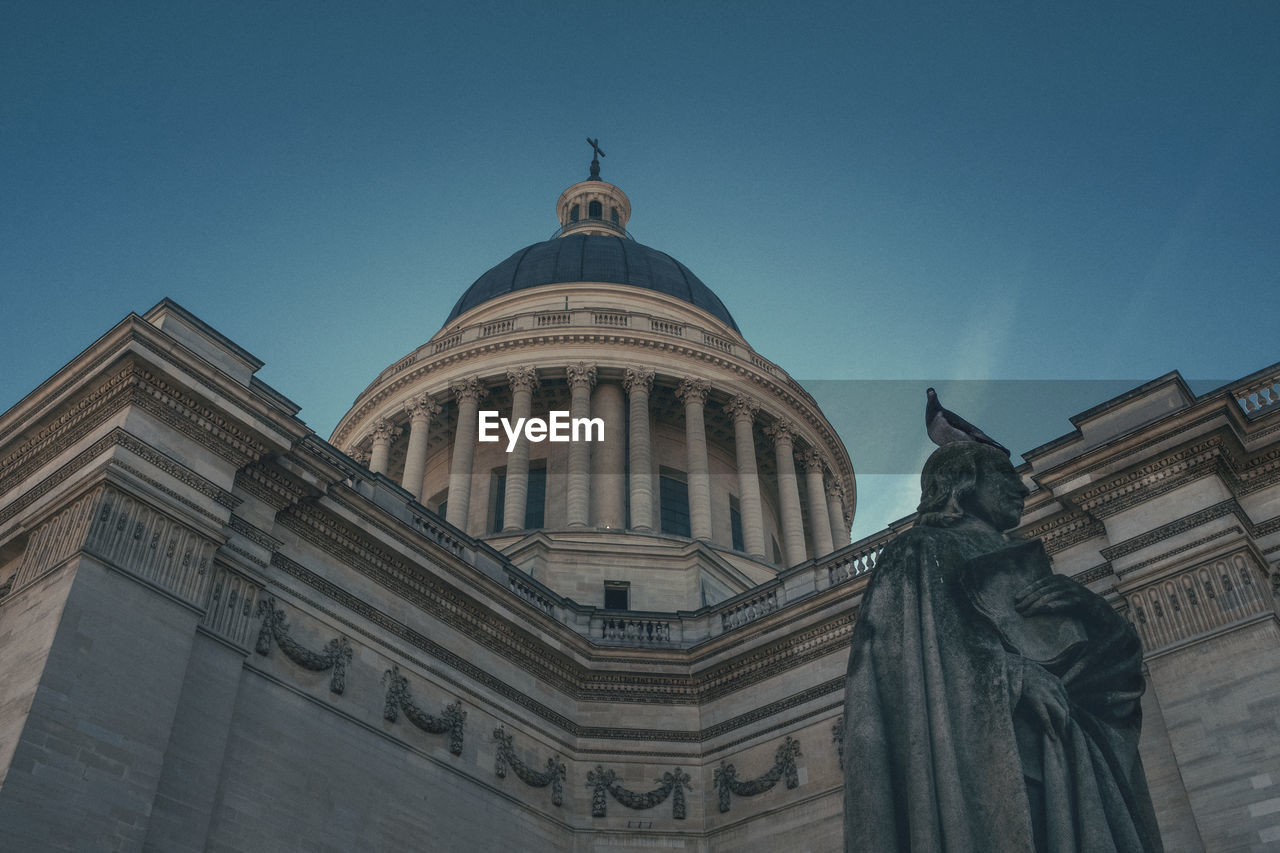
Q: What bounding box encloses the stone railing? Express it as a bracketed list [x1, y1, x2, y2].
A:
[598, 615, 678, 645]
[821, 529, 896, 590]
[1234, 370, 1280, 416]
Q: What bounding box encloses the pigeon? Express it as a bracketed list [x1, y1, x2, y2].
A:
[926, 388, 1010, 455]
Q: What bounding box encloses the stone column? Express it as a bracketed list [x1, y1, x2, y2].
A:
[400, 393, 440, 500]
[565, 362, 596, 528]
[446, 377, 486, 531]
[677, 378, 713, 541]
[827, 479, 849, 546]
[623, 368, 655, 532]
[802, 450, 835, 557]
[766, 418, 807, 566]
[725, 395, 767, 559]
[368, 418, 401, 476]
[591, 380, 627, 529]
[502, 366, 538, 532]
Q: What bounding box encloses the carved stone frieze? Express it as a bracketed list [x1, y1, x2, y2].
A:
[234, 462, 312, 510]
[586, 766, 691, 819]
[493, 725, 565, 806]
[382, 666, 466, 755]
[713, 736, 802, 813]
[1101, 499, 1248, 562]
[255, 597, 353, 694]
[1124, 549, 1271, 656]
[1015, 510, 1106, 556]
[202, 565, 261, 646]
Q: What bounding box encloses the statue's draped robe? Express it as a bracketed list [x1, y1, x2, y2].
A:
[843, 526, 1164, 853]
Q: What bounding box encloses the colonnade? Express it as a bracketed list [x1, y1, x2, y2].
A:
[359, 364, 850, 565]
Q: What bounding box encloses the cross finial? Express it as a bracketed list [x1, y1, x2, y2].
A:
[586, 137, 605, 180]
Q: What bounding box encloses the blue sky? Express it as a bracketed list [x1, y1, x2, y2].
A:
[4, 2, 1277, 540]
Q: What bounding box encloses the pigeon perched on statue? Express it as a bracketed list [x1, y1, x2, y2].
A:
[925, 388, 1010, 455]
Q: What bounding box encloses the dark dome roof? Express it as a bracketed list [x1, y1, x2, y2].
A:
[444, 234, 739, 332]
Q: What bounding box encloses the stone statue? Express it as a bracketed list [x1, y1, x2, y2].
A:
[843, 441, 1164, 852]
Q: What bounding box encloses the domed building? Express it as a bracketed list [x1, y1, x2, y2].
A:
[0, 153, 1278, 851]
[331, 160, 854, 612]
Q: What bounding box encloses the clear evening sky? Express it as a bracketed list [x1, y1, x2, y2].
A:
[3, 2, 1277, 540]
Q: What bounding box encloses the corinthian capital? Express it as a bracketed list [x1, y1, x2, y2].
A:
[370, 418, 402, 446]
[565, 362, 597, 390]
[404, 393, 440, 423]
[451, 377, 487, 404]
[800, 448, 827, 473]
[506, 365, 539, 394]
[349, 448, 371, 466]
[676, 377, 711, 406]
[723, 394, 759, 422]
[825, 478, 845, 500]
[764, 418, 796, 446]
[622, 367, 655, 395]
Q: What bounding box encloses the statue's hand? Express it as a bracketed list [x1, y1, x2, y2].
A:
[1018, 658, 1070, 739]
[1015, 574, 1105, 619]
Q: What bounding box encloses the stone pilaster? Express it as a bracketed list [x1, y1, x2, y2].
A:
[623, 368, 655, 532]
[368, 418, 401, 476]
[826, 479, 849, 546]
[446, 377, 486, 531]
[766, 418, 807, 566]
[565, 363, 596, 528]
[725, 395, 767, 559]
[801, 450, 835, 557]
[502, 366, 538, 532]
[400, 393, 440, 500]
[677, 378, 713, 541]
[591, 380, 627, 529]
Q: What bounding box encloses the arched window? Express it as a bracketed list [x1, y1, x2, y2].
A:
[569, 204, 579, 223]
[588, 200, 602, 219]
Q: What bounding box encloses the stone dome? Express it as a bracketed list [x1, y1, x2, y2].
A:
[444, 233, 741, 332]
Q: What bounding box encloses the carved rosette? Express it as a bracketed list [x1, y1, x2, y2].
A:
[370, 418, 402, 448]
[586, 766, 692, 820]
[451, 376, 487, 404]
[713, 736, 802, 813]
[676, 377, 710, 407]
[622, 367, 654, 396]
[764, 418, 797, 447]
[723, 394, 759, 423]
[493, 725, 566, 806]
[382, 666, 466, 755]
[506, 365, 539, 394]
[404, 393, 440, 424]
[255, 598, 353, 695]
[565, 362, 597, 391]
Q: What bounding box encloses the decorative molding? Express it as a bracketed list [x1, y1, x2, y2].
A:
[1074, 563, 1115, 584]
[723, 394, 759, 422]
[493, 725, 565, 806]
[382, 666, 465, 755]
[505, 366, 539, 394]
[369, 418, 401, 446]
[234, 462, 312, 510]
[1125, 549, 1272, 656]
[1119, 527, 1243, 576]
[764, 418, 796, 446]
[228, 514, 281, 552]
[450, 376, 487, 404]
[565, 362, 597, 391]
[1016, 511, 1106, 556]
[622, 368, 654, 395]
[713, 736, 802, 813]
[404, 392, 440, 423]
[255, 597, 352, 694]
[799, 449, 825, 474]
[675, 377, 710, 407]
[586, 766, 691, 819]
[202, 565, 262, 646]
[1101, 500, 1247, 561]
[832, 716, 845, 771]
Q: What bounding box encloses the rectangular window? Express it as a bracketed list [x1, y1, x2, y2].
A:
[490, 471, 507, 533]
[604, 581, 630, 610]
[525, 464, 547, 529]
[729, 495, 744, 552]
[659, 471, 691, 537]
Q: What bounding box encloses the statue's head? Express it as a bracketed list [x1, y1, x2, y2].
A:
[917, 442, 1028, 531]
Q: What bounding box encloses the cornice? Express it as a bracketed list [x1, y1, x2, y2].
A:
[1101, 499, 1250, 563]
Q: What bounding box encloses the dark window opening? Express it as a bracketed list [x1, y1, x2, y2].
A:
[604, 581, 630, 610]
[490, 471, 507, 533]
[730, 496, 745, 552]
[660, 471, 691, 537]
[570, 204, 580, 222]
[610, 206, 619, 225]
[588, 200, 603, 219]
[525, 465, 547, 529]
